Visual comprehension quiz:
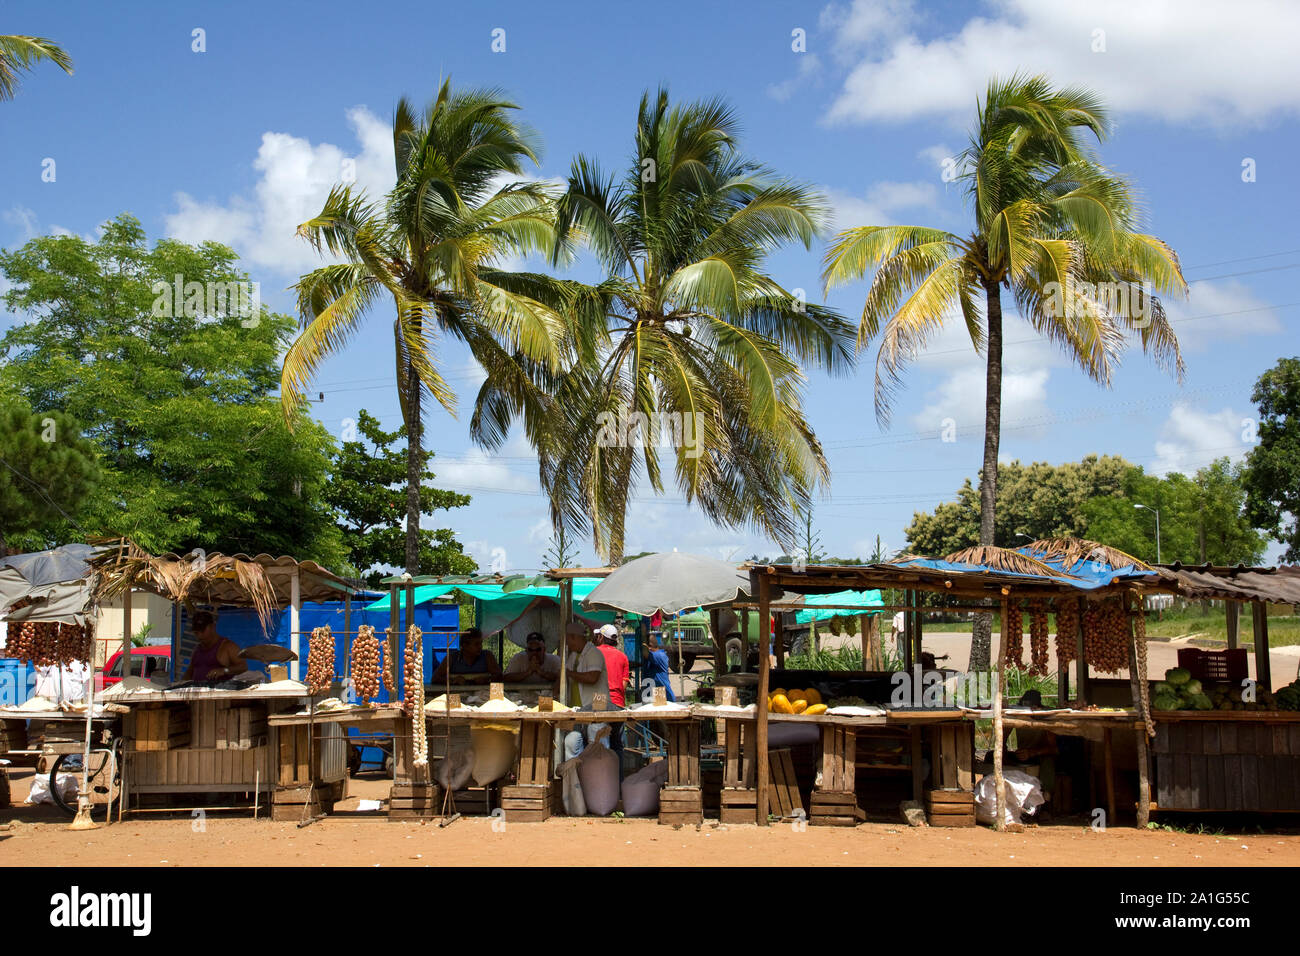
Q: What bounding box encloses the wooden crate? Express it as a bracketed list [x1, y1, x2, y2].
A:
[810, 789, 862, 827]
[766, 748, 804, 820]
[927, 788, 976, 827]
[515, 723, 554, 785]
[659, 786, 703, 826]
[819, 726, 856, 792]
[271, 783, 329, 821]
[929, 723, 976, 791]
[132, 705, 191, 751]
[216, 706, 268, 750]
[0, 718, 28, 752]
[388, 781, 440, 821]
[502, 782, 556, 822]
[722, 718, 757, 789]
[666, 722, 701, 787]
[719, 787, 757, 824]
[447, 786, 497, 816]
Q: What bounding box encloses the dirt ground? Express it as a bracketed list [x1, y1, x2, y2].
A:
[4, 768, 1299, 867]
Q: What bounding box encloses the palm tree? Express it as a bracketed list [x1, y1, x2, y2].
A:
[822, 74, 1186, 668]
[282, 80, 569, 573]
[524, 88, 855, 561]
[0, 35, 72, 101]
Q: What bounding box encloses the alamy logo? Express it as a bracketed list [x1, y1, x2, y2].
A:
[49, 886, 151, 936]
[594, 404, 704, 459]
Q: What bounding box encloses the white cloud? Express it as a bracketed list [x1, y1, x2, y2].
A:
[435, 433, 538, 494]
[826, 179, 939, 229]
[1164, 279, 1282, 350]
[911, 364, 1050, 442]
[1150, 404, 1250, 475]
[3, 206, 39, 241]
[768, 53, 824, 102]
[164, 106, 395, 274]
[824, 0, 1300, 128]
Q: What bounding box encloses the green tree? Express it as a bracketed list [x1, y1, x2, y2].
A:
[823, 75, 1186, 668]
[1082, 460, 1264, 566]
[0, 214, 344, 564]
[0, 401, 99, 555]
[324, 409, 475, 587]
[284, 79, 568, 574]
[536, 88, 855, 561]
[905, 455, 1132, 555]
[0, 35, 72, 101]
[1243, 357, 1300, 561]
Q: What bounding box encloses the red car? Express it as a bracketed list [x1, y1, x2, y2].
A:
[97, 646, 172, 691]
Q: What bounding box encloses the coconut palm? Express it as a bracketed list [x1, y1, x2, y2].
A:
[822, 74, 1186, 668]
[517, 89, 856, 562]
[282, 80, 570, 573]
[0, 35, 72, 101]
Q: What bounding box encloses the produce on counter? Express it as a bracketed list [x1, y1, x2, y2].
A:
[1154, 665, 1282, 711]
[1277, 679, 1300, 711]
[349, 624, 381, 703]
[380, 629, 395, 693]
[1053, 599, 1077, 665]
[1082, 598, 1128, 674]
[1003, 606, 1024, 669]
[404, 625, 428, 766]
[768, 687, 827, 715]
[305, 625, 335, 695]
[1028, 601, 1049, 676]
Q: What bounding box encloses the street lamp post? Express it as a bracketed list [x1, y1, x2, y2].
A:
[1134, 503, 1161, 565]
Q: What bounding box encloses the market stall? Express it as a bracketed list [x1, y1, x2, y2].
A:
[87, 541, 358, 816]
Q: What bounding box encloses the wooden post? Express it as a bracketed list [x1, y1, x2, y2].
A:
[1225, 600, 1239, 650]
[709, 608, 724, 679]
[343, 593, 352, 683]
[902, 590, 914, 672]
[913, 592, 924, 665]
[1103, 726, 1116, 824]
[740, 609, 750, 673]
[387, 582, 399, 700]
[1126, 608, 1151, 828]
[558, 578, 572, 706]
[1252, 603, 1272, 691]
[861, 613, 877, 670]
[773, 614, 785, 669]
[121, 587, 133, 679]
[289, 568, 301, 681]
[993, 594, 1009, 831]
[754, 572, 771, 826]
[1074, 596, 1089, 705]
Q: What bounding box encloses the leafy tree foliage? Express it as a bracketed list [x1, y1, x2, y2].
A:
[0, 401, 99, 555]
[1242, 358, 1300, 561]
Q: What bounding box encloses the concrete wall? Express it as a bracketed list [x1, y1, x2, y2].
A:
[92, 590, 174, 665]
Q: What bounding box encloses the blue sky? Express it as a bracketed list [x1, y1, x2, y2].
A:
[3, 0, 1298, 571]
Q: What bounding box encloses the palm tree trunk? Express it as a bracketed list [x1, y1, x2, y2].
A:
[970, 280, 1005, 672]
[404, 357, 422, 575]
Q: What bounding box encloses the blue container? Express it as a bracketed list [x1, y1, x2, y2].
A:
[0, 658, 34, 708]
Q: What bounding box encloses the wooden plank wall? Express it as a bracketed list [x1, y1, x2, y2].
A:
[1154, 720, 1300, 811]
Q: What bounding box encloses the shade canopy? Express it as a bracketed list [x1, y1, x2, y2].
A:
[582, 552, 750, 616]
[0, 544, 100, 625]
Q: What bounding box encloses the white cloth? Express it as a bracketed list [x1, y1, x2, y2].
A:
[34, 661, 89, 703]
[504, 651, 561, 681]
[565, 643, 609, 709]
[892, 611, 905, 632]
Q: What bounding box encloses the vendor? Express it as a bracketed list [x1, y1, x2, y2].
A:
[503, 632, 561, 683]
[182, 611, 248, 682]
[564, 621, 610, 708]
[642, 632, 676, 703]
[432, 627, 502, 684]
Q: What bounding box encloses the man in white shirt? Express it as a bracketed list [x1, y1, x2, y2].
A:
[891, 610, 907, 656]
[562, 621, 611, 759]
[503, 632, 562, 684]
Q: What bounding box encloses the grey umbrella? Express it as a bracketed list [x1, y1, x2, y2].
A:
[581, 552, 751, 616]
[0, 543, 98, 587]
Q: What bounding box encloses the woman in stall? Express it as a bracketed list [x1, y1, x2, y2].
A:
[431, 627, 502, 685]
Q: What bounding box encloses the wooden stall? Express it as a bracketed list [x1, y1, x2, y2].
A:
[1152, 713, 1300, 813]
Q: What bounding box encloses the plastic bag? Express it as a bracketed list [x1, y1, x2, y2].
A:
[27, 772, 77, 805]
[974, 769, 1044, 826]
[621, 759, 669, 816]
[435, 744, 476, 792]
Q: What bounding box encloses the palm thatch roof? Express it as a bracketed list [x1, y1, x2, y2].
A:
[1021, 537, 1151, 572]
[943, 545, 1077, 578]
[88, 539, 356, 629]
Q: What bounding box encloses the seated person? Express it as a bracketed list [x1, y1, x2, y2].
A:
[431, 627, 502, 684]
[182, 611, 248, 682]
[503, 632, 562, 683]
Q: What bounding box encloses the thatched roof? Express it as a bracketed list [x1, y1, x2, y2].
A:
[1020, 537, 1151, 571]
[88, 539, 356, 624]
[943, 545, 1077, 578]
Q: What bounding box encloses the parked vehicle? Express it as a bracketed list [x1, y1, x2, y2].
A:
[97, 645, 171, 691]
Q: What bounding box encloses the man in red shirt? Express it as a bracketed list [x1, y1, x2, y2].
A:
[594, 624, 630, 769]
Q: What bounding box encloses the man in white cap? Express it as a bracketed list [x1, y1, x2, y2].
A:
[562, 620, 611, 761]
[594, 622, 630, 767]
